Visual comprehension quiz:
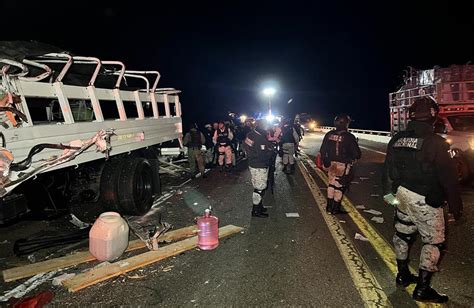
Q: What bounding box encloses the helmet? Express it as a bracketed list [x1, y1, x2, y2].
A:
[409, 97, 439, 121]
[334, 114, 352, 130]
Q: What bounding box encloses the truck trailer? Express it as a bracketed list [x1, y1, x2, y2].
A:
[0, 41, 183, 223]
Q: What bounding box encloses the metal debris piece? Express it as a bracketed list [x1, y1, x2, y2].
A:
[371, 217, 384, 224]
[354, 233, 370, 242]
[69, 214, 90, 229]
[355, 205, 366, 210]
[364, 209, 383, 216]
[52, 273, 75, 286]
[285, 213, 300, 218]
[0, 271, 57, 302]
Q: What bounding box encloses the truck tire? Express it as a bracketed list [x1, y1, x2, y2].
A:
[100, 158, 123, 212]
[454, 155, 470, 184]
[116, 157, 154, 215]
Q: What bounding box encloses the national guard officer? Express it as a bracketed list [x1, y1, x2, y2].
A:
[382, 97, 463, 303]
[243, 120, 274, 218]
[320, 114, 361, 214]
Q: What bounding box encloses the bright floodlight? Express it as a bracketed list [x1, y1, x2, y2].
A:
[265, 114, 275, 122]
[263, 87, 276, 97]
[240, 114, 247, 122]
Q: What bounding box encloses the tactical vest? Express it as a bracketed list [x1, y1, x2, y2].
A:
[390, 131, 443, 206]
[217, 128, 230, 145]
[188, 130, 202, 148]
[327, 131, 350, 161]
[280, 125, 294, 144]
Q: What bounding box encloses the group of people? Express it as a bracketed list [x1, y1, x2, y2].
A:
[185, 98, 462, 304]
[183, 120, 252, 177]
[318, 98, 463, 304]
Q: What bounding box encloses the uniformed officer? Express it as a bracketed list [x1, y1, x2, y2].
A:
[243, 120, 274, 218]
[213, 121, 234, 171]
[280, 119, 300, 174]
[320, 114, 361, 214]
[183, 123, 206, 178]
[382, 97, 463, 303]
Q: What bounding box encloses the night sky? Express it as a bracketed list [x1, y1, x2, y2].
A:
[2, 1, 473, 131]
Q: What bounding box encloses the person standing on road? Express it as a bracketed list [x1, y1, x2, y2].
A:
[319, 114, 361, 214]
[203, 124, 215, 168]
[243, 120, 274, 218]
[382, 97, 463, 304]
[280, 119, 299, 174]
[213, 121, 234, 172]
[183, 123, 206, 178]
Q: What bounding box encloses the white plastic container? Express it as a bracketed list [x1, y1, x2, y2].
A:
[89, 212, 129, 261]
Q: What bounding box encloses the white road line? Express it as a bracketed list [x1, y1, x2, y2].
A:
[359, 145, 386, 156]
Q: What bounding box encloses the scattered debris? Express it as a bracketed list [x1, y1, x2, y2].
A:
[94, 261, 111, 269]
[360, 177, 370, 180]
[176, 190, 183, 195]
[128, 274, 146, 279]
[370, 172, 376, 175]
[339, 220, 346, 223]
[27, 255, 35, 263]
[162, 265, 174, 272]
[371, 217, 384, 224]
[191, 300, 197, 303]
[274, 245, 279, 249]
[52, 273, 76, 286]
[7, 291, 54, 308]
[354, 233, 370, 242]
[364, 209, 383, 216]
[0, 240, 9, 245]
[285, 213, 300, 218]
[351, 181, 360, 184]
[0, 271, 57, 302]
[69, 214, 90, 229]
[193, 202, 199, 206]
[204, 280, 209, 284]
[370, 194, 380, 197]
[355, 205, 366, 210]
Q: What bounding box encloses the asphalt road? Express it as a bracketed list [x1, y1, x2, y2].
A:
[0, 132, 473, 307]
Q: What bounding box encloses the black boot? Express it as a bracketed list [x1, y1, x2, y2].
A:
[326, 199, 334, 213]
[332, 201, 348, 214]
[413, 269, 448, 303]
[289, 164, 295, 174]
[252, 205, 269, 218]
[396, 259, 417, 287]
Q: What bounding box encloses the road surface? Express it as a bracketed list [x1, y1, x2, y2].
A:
[0, 132, 472, 307]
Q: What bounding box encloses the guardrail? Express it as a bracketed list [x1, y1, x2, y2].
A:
[316, 126, 391, 144]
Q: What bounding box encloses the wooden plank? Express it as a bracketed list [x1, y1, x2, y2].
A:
[62, 225, 243, 292]
[2, 225, 198, 282]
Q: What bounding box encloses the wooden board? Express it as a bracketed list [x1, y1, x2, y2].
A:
[2, 225, 198, 282]
[62, 225, 243, 292]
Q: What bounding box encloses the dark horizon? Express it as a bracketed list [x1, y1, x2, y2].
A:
[2, 1, 473, 131]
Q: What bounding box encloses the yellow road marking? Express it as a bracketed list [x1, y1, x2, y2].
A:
[297, 160, 391, 307]
[301, 153, 439, 308]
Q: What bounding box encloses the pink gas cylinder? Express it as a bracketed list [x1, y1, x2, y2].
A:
[89, 212, 129, 261]
[197, 208, 219, 250]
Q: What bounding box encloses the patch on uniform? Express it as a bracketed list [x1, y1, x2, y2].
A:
[328, 135, 343, 142]
[393, 137, 424, 150]
[245, 137, 254, 147]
